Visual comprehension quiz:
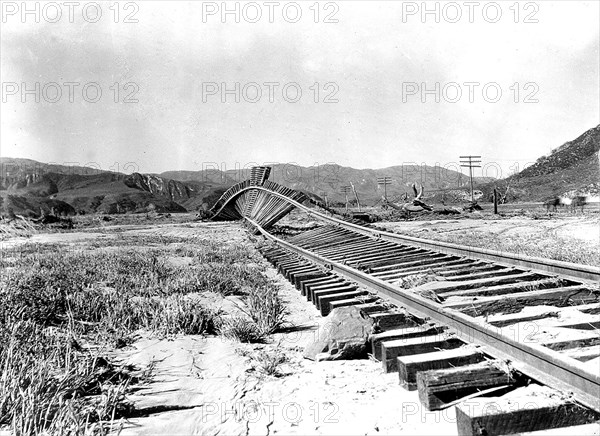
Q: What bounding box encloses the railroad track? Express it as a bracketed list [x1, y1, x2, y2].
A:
[212, 168, 600, 435]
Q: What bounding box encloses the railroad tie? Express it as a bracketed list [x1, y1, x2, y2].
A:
[416, 360, 515, 411]
[397, 346, 486, 391]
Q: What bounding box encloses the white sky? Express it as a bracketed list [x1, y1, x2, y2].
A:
[1, 1, 599, 178]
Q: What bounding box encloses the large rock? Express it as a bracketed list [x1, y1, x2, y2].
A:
[303, 306, 374, 361]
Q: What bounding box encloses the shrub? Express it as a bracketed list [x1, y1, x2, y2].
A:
[219, 316, 266, 343]
[247, 285, 287, 335]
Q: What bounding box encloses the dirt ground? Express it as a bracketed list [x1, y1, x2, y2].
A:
[115, 256, 458, 436]
[2, 218, 598, 435]
[376, 215, 600, 245]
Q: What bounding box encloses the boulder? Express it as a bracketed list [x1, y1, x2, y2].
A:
[303, 306, 374, 361]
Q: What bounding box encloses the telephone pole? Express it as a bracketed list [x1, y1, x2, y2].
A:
[340, 185, 352, 212]
[321, 191, 329, 208]
[349, 182, 361, 212]
[460, 155, 482, 202]
[377, 176, 392, 201]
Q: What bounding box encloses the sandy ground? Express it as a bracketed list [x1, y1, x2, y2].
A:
[376, 215, 600, 245]
[2, 219, 598, 435]
[110, 228, 458, 436]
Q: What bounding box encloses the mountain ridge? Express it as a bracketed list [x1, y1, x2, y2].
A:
[2, 123, 598, 216]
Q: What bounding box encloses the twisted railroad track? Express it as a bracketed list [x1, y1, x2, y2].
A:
[212, 167, 600, 436]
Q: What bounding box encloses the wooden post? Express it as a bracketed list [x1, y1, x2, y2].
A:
[493, 188, 498, 214]
[350, 182, 361, 212]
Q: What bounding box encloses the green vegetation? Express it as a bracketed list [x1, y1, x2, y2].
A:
[0, 232, 286, 435]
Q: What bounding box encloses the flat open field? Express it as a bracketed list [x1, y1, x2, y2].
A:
[376, 214, 600, 266]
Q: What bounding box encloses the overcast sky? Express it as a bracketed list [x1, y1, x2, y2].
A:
[1, 1, 598, 178]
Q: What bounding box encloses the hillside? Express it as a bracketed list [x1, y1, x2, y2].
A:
[0, 158, 227, 217]
[164, 163, 492, 205]
[483, 125, 600, 202]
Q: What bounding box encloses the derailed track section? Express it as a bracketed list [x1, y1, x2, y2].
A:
[210, 166, 308, 229]
[249, 216, 600, 435]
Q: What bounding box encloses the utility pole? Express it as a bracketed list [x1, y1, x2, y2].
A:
[493, 188, 498, 214]
[321, 191, 329, 208]
[340, 185, 352, 212]
[349, 182, 361, 212]
[377, 176, 392, 201]
[460, 155, 482, 202]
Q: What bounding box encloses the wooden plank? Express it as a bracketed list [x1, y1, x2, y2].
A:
[300, 275, 336, 295]
[312, 285, 357, 308]
[354, 302, 390, 314]
[486, 311, 559, 328]
[507, 422, 600, 435]
[560, 345, 600, 362]
[434, 272, 545, 294]
[369, 310, 423, 331]
[417, 361, 515, 411]
[309, 282, 353, 302]
[306, 279, 347, 301]
[327, 295, 378, 313]
[542, 333, 600, 351]
[550, 320, 600, 330]
[397, 346, 485, 390]
[445, 285, 598, 317]
[442, 278, 568, 299]
[370, 324, 447, 361]
[319, 290, 368, 316]
[382, 334, 463, 373]
[293, 271, 328, 289]
[455, 391, 599, 436]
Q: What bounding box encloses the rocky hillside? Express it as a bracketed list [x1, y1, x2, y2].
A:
[165, 163, 493, 205]
[0, 158, 227, 217]
[482, 125, 600, 202]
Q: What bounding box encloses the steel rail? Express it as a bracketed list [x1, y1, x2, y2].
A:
[213, 186, 600, 281]
[246, 216, 600, 413]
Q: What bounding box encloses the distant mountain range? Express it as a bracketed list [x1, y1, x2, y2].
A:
[0, 160, 228, 217]
[1, 124, 598, 217]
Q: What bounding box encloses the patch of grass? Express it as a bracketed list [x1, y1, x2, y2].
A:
[246, 285, 287, 335]
[252, 349, 288, 377]
[0, 217, 36, 241]
[219, 316, 266, 343]
[0, 321, 130, 436]
[0, 231, 279, 435]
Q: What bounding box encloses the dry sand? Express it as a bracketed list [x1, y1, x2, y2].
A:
[377, 215, 600, 245]
[3, 219, 597, 435]
[115, 255, 459, 436]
